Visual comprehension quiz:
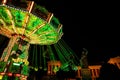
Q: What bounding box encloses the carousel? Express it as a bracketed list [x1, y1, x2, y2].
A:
[0, 0, 63, 79]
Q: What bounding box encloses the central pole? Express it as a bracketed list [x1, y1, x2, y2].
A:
[0, 35, 18, 62]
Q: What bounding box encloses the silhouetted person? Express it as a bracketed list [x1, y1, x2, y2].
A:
[99, 62, 120, 80]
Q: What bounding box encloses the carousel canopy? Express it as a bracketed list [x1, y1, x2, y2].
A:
[0, 0, 63, 45]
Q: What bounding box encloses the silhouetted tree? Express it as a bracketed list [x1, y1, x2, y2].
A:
[99, 62, 120, 80]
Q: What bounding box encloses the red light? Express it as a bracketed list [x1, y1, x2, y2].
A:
[0, 72, 5, 75]
[15, 74, 21, 77]
[7, 72, 12, 76]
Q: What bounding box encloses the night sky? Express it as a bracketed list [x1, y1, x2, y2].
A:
[34, 0, 120, 64]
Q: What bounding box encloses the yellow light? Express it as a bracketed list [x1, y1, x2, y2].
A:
[0, 75, 3, 79]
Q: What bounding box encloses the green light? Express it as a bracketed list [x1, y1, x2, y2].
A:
[51, 17, 60, 29]
[26, 14, 43, 30]
[13, 62, 21, 66]
[0, 5, 63, 45]
[44, 68, 47, 71]
[0, 62, 7, 72]
[10, 8, 26, 27]
[21, 65, 29, 75]
[0, 1, 65, 75]
[34, 67, 38, 71]
[0, 6, 11, 24]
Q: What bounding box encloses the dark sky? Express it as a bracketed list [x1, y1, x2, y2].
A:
[35, 0, 120, 64]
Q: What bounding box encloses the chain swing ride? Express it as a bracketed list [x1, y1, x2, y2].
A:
[0, 0, 79, 79]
